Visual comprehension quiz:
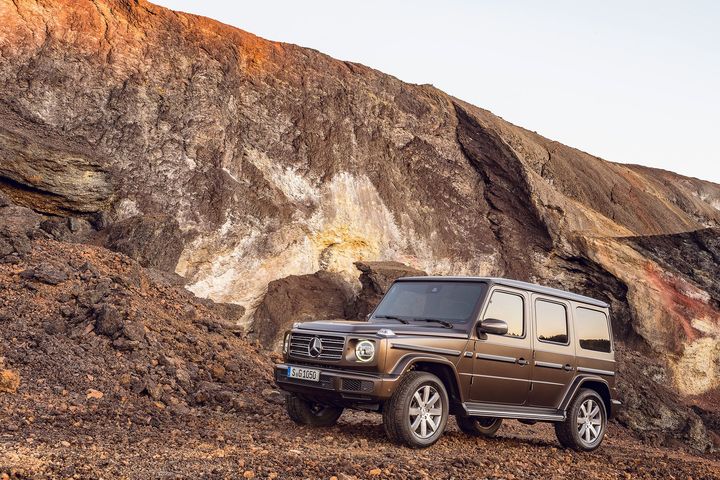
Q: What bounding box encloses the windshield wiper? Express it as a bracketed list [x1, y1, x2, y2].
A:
[373, 315, 410, 324]
[411, 318, 454, 329]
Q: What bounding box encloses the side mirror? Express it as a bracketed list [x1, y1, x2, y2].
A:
[477, 318, 508, 336]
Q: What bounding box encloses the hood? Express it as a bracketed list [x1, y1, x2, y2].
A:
[295, 319, 469, 338]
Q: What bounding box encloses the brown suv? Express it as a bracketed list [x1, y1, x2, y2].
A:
[274, 277, 621, 450]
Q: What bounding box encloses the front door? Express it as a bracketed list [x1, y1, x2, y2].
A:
[468, 288, 532, 405]
[527, 296, 576, 408]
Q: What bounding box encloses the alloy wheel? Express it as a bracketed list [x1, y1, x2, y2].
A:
[409, 385, 443, 439]
[576, 398, 603, 445]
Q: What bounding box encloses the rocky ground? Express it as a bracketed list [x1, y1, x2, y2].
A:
[0, 209, 718, 479]
[3, 408, 720, 479]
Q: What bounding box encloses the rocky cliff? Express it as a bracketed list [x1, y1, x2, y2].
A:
[1, 0, 719, 450]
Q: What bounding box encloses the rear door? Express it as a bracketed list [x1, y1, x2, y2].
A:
[528, 296, 576, 408]
[468, 288, 532, 405]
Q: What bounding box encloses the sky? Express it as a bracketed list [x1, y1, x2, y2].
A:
[154, 0, 720, 184]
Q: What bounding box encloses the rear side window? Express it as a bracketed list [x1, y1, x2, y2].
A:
[483, 291, 524, 337]
[576, 307, 611, 352]
[536, 300, 568, 344]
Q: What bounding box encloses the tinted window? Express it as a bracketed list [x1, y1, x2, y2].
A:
[536, 300, 568, 344]
[576, 308, 611, 352]
[372, 281, 486, 324]
[484, 291, 524, 337]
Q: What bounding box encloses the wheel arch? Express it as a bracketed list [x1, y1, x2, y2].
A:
[560, 375, 612, 418]
[393, 355, 463, 413]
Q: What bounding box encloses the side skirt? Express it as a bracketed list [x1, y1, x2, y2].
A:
[463, 402, 565, 422]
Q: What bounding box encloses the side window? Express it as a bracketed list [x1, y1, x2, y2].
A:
[536, 300, 568, 344]
[483, 291, 524, 337]
[576, 307, 611, 352]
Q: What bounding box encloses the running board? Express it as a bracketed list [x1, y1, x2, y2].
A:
[463, 402, 565, 422]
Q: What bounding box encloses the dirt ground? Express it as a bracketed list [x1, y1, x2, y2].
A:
[0, 236, 718, 479]
[2, 403, 719, 479]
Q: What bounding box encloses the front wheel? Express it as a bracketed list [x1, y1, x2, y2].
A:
[554, 388, 607, 451]
[382, 371, 449, 448]
[285, 394, 343, 427]
[456, 416, 503, 437]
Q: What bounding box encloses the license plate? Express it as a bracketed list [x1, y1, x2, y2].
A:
[287, 366, 320, 382]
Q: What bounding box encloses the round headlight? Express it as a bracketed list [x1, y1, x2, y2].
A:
[283, 333, 291, 354]
[355, 340, 375, 362]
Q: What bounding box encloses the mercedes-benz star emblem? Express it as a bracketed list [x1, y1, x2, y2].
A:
[308, 337, 323, 357]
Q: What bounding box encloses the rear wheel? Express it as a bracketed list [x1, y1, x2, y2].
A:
[285, 394, 343, 427]
[383, 371, 449, 448]
[456, 416, 503, 437]
[555, 388, 607, 451]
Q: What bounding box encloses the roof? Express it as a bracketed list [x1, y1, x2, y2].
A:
[396, 276, 610, 308]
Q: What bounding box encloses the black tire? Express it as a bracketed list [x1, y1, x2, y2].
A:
[456, 416, 503, 437]
[285, 394, 343, 427]
[382, 371, 449, 448]
[555, 388, 607, 451]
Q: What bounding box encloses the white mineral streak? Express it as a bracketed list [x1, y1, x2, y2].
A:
[177, 170, 445, 321]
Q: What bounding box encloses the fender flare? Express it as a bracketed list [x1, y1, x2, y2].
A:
[390, 353, 463, 395]
[558, 374, 611, 412]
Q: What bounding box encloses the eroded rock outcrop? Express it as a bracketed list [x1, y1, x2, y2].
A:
[252, 271, 353, 349]
[346, 261, 427, 319]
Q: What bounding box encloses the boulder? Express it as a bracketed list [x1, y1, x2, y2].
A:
[103, 215, 184, 272]
[93, 304, 125, 339]
[19, 264, 69, 285]
[346, 261, 427, 319]
[252, 271, 353, 350]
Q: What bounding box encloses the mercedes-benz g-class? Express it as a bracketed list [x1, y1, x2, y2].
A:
[274, 277, 621, 450]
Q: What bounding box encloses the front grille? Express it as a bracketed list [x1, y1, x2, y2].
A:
[275, 369, 334, 390]
[288, 333, 346, 361]
[340, 378, 374, 393]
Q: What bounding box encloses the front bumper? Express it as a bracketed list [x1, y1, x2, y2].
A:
[274, 363, 400, 403]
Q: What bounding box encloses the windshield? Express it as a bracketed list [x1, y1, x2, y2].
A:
[371, 281, 487, 325]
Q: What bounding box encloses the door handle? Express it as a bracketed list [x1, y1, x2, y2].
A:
[563, 364, 573, 371]
[517, 358, 528, 366]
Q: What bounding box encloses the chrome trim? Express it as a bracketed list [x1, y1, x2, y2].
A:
[289, 333, 346, 361]
[577, 366, 615, 377]
[390, 343, 462, 357]
[531, 379, 565, 386]
[534, 361, 564, 370]
[464, 351, 473, 358]
[464, 403, 565, 421]
[475, 353, 516, 364]
[471, 373, 530, 383]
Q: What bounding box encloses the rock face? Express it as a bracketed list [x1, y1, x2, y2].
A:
[252, 271, 353, 349]
[1, 0, 720, 450]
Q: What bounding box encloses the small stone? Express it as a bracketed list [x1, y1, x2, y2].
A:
[261, 388, 284, 405]
[119, 374, 132, 388]
[44, 318, 67, 335]
[86, 389, 104, 400]
[368, 468, 382, 476]
[242, 471, 254, 478]
[209, 363, 226, 381]
[60, 440, 71, 447]
[0, 369, 20, 393]
[19, 265, 69, 285]
[147, 381, 164, 401]
[122, 321, 145, 342]
[93, 304, 124, 339]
